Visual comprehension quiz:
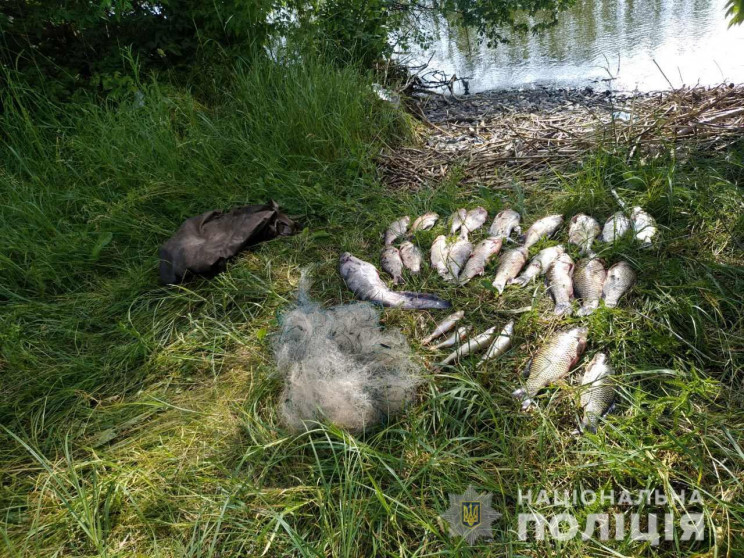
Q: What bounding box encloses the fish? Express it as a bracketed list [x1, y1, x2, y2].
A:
[579, 352, 615, 433]
[600, 212, 631, 242]
[488, 209, 522, 240]
[421, 310, 465, 345]
[430, 235, 450, 278]
[545, 253, 575, 316]
[411, 211, 439, 232]
[430, 325, 471, 351]
[492, 246, 529, 294]
[458, 237, 503, 285]
[630, 206, 658, 246]
[574, 258, 607, 316]
[523, 214, 564, 249]
[384, 216, 410, 246]
[439, 326, 498, 365]
[479, 320, 515, 364]
[339, 252, 451, 309]
[380, 246, 404, 285]
[601, 261, 636, 308]
[512, 327, 588, 410]
[509, 245, 565, 287]
[444, 237, 473, 282]
[461, 207, 488, 237]
[450, 208, 467, 235]
[399, 241, 423, 273]
[568, 214, 601, 254]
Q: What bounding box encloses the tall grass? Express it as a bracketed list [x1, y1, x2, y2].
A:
[1, 54, 743, 556]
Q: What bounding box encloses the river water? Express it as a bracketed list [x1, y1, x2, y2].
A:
[400, 0, 744, 93]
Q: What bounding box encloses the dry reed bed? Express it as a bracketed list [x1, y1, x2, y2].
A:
[379, 84, 744, 189]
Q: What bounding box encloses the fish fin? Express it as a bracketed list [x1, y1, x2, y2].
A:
[554, 302, 574, 316]
[603, 401, 617, 416]
[511, 387, 526, 400]
[521, 359, 532, 378]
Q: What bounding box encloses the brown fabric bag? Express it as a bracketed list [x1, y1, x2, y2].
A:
[159, 200, 298, 284]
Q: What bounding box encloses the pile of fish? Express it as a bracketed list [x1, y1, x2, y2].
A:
[336, 202, 657, 433]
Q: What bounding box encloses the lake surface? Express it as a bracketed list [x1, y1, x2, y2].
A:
[399, 0, 744, 93]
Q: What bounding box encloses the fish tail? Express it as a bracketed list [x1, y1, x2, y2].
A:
[576, 302, 598, 317]
[492, 279, 506, 294]
[512, 387, 526, 400]
[554, 302, 573, 316]
[520, 398, 536, 411]
[397, 291, 451, 310]
[509, 276, 527, 287]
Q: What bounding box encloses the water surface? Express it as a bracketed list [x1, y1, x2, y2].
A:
[400, 0, 744, 93]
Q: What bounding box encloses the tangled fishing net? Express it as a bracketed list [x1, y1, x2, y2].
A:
[274, 277, 423, 433]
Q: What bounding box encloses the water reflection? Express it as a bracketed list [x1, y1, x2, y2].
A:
[400, 0, 744, 92]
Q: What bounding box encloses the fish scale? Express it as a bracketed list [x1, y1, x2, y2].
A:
[574, 258, 606, 316]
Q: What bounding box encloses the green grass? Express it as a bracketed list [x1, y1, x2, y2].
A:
[1, 56, 743, 556]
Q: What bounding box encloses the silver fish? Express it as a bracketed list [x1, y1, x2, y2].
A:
[399, 241, 423, 273]
[439, 326, 497, 365]
[339, 252, 451, 309]
[461, 207, 488, 237]
[568, 214, 601, 254]
[381, 246, 404, 285]
[458, 237, 503, 285]
[430, 325, 471, 351]
[545, 253, 575, 316]
[488, 209, 522, 240]
[574, 258, 607, 316]
[430, 235, 450, 278]
[513, 327, 588, 410]
[411, 211, 439, 232]
[630, 206, 657, 246]
[422, 310, 465, 345]
[450, 208, 467, 235]
[384, 216, 410, 246]
[523, 214, 564, 249]
[492, 246, 529, 294]
[580, 352, 615, 433]
[444, 237, 473, 282]
[509, 245, 565, 287]
[479, 320, 515, 364]
[600, 212, 631, 242]
[601, 261, 636, 308]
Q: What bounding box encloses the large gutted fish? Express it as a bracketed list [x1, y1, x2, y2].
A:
[600, 212, 631, 242]
[630, 206, 658, 246]
[439, 326, 497, 365]
[339, 252, 451, 309]
[579, 352, 615, 433]
[380, 246, 404, 285]
[461, 207, 488, 237]
[545, 253, 575, 316]
[384, 216, 410, 246]
[450, 208, 467, 235]
[459, 237, 503, 285]
[411, 211, 439, 232]
[430, 235, 450, 278]
[513, 327, 588, 410]
[399, 241, 423, 273]
[444, 237, 473, 282]
[568, 214, 601, 254]
[421, 310, 465, 345]
[523, 214, 564, 249]
[488, 209, 522, 240]
[601, 261, 636, 307]
[574, 258, 607, 316]
[479, 320, 515, 364]
[509, 245, 565, 287]
[430, 325, 471, 351]
[492, 246, 529, 294]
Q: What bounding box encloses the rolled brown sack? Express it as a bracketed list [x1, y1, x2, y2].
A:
[159, 200, 298, 284]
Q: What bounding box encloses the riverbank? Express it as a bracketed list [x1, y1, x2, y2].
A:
[381, 83, 744, 189]
[1, 64, 743, 556]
